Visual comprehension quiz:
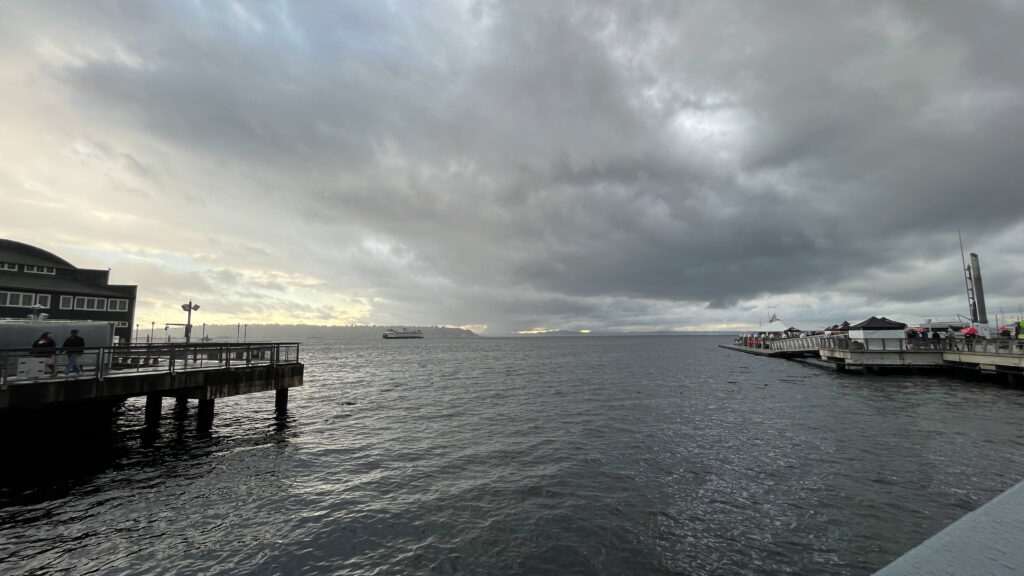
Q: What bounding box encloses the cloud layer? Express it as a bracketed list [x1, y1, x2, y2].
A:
[3, 1, 1024, 333]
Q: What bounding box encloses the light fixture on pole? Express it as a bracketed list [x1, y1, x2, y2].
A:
[181, 300, 200, 343]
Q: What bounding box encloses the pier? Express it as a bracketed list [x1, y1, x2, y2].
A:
[722, 333, 1024, 382]
[0, 342, 303, 428]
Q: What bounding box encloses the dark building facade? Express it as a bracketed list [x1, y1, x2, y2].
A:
[0, 239, 138, 343]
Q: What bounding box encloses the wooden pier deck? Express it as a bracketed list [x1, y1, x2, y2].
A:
[1, 342, 303, 427]
[722, 335, 1024, 382]
[718, 344, 820, 359]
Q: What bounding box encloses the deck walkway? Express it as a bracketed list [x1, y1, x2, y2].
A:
[1, 342, 303, 426]
[722, 335, 1024, 380]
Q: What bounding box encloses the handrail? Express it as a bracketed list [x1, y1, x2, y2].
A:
[731, 333, 1024, 355]
[0, 342, 301, 386]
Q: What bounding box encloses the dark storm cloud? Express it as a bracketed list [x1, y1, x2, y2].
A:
[7, 1, 1024, 332]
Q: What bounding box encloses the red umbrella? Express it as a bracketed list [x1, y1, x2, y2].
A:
[960, 326, 979, 335]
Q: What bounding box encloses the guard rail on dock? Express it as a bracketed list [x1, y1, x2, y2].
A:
[769, 334, 825, 352]
[0, 342, 304, 427]
[0, 341, 300, 386]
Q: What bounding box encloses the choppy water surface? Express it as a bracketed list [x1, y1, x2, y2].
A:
[4, 335, 1024, 575]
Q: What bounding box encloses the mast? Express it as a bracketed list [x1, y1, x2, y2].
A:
[959, 231, 978, 323]
[969, 253, 988, 324]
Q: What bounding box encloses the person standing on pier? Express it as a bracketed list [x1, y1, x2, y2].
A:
[62, 329, 85, 376]
[31, 331, 56, 375]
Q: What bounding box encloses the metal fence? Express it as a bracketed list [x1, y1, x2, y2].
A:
[0, 342, 301, 386]
[817, 335, 907, 351]
[819, 334, 1024, 355]
[769, 334, 825, 352]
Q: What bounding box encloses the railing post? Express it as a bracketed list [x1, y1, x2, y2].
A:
[169, 347, 176, 375]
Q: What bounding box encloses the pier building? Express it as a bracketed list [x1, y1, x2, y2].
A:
[0, 239, 137, 343]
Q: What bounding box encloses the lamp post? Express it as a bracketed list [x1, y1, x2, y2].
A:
[181, 300, 200, 343]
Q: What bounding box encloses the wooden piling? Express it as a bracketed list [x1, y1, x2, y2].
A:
[197, 399, 215, 428]
[144, 394, 161, 427]
[275, 388, 288, 412]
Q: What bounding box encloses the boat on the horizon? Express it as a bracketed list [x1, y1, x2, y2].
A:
[383, 327, 423, 339]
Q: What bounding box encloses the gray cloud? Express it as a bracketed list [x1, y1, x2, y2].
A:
[3, 1, 1023, 333]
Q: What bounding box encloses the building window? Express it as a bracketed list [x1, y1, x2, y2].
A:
[0, 262, 17, 271]
[23, 265, 56, 275]
[73, 296, 107, 311]
[36, 294, 50, 308]
[60, 296, 73, 310]
[0, 291, 36, 307]
[108, 298, 130, 312]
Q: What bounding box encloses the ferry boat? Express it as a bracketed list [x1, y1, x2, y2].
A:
[382, 327, 423, 339]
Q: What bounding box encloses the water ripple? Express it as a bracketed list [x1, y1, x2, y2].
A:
[4, 336, 1024, 574]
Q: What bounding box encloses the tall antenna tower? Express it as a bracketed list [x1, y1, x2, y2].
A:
[960, 231, 976, 321]
[959, 231, 988, 324]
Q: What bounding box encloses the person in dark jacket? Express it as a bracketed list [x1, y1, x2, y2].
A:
[31, 332, 56, 375]
[62, 329, 86, 376]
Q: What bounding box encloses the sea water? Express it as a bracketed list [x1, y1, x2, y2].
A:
[3, 335, 1024, 575]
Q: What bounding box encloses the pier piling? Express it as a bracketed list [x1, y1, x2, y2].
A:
[197, 399, 215, 429]
[145, 394, 162, 427]
[275, 388, 289, 412]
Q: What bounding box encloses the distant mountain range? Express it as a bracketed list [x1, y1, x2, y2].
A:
[174, 325, 733, 341]
[189, 324, 478, 341]
[508, 330, 733, 337]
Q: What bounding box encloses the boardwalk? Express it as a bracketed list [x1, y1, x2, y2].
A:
[1, 342, 303, 426]
[722, 334, 1024, 381]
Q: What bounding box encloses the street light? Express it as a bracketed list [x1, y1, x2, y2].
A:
[181, 300, 200, 343]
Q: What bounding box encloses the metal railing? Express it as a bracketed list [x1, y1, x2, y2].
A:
[0, 342, 301, 386]
[820, 334, 1024, 355]
[769, 334, 825, 352]
[818, 335, 908, 351]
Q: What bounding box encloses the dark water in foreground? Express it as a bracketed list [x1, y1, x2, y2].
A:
[3, 335, 1024, 575]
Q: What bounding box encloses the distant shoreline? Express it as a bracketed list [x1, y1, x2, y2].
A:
[168, 324, 733, 340]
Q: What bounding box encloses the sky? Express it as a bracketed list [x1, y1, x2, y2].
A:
[2, 1, 1024, 335]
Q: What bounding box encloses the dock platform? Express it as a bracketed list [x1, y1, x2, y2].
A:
[718, 344, 820, 359]
[1, 342, 303, 427]
[722, 335, 1024, 382]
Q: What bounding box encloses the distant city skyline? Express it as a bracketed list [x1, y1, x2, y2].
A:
[3, 2, 1023, 334]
